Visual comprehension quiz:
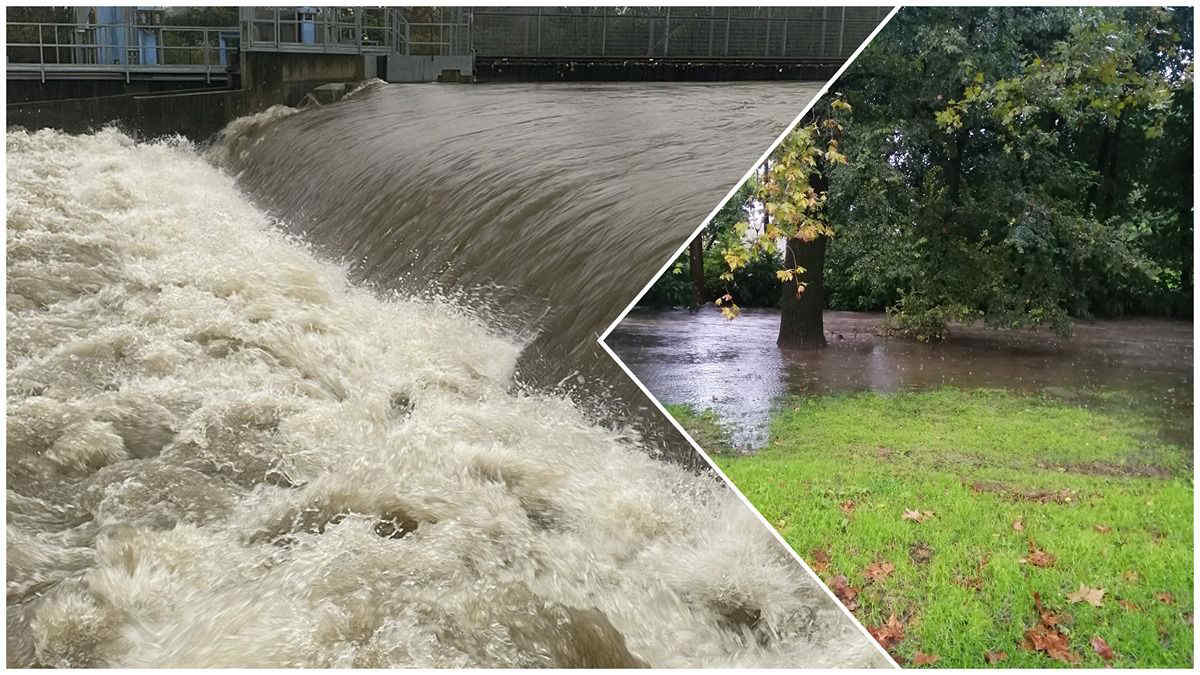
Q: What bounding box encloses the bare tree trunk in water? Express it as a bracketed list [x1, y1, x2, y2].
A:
[777, 234, 827, 348]
[688, 234, 705, 309]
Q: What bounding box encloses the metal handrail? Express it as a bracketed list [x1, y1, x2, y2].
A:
[241, 7, 394, 54]
[7, 21, 240, 83]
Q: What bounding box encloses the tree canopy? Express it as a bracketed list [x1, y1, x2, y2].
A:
[826, 6, 1193, 339]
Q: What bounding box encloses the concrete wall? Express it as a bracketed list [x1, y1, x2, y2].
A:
[5, 51, 369, 141]
[6, 78, 230, 104]
[7, 88, 252, 141]
[387, 55, 474, 83]
[242, 50, 364, 107]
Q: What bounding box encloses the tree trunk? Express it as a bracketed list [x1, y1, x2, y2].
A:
[777, 234, 827, 349]
[688, 234, 705, 308]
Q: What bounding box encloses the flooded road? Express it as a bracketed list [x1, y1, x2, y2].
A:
[607, 308, 1194, 450]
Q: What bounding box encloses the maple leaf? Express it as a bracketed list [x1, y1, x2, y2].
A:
[1090, 636, 1115, 660]
[865, 560, 896, 583]
[984, 650, 1007, 664]
[828, 574, 860, 611]
[1094, 524, 1112, 534]
[867, 613, 905, 649]
[1024, 626, 1080, 664]
[902, 508, 934, 523]
[1156, 591, 1175, 604]
[809, 548, 831, 573]
[913, 651, 940, 666]
[1066, 584, 1105, 607]
[1012, 518, 1024, 531]
[1023, 592, 1081, 664]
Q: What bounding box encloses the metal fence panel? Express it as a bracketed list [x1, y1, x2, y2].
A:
[467, 6, 890, 60]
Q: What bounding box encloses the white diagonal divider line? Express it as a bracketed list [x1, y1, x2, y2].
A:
[596, 6, 905, 668]
[599, 5, 903, 343]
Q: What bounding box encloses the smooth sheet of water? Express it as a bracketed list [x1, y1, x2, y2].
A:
[212, 81, 824, 460]
[6, 83, 889, 667]
[608, 308, 1194, 450]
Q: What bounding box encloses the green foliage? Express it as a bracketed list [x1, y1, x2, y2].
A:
[825, 7, 1192, 338]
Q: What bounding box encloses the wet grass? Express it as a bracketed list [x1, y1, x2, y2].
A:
[680, 388, 1193, 668]
[664, 404, 738, 456]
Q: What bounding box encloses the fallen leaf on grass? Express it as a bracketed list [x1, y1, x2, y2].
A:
[1012, 518, 1024, 531]
[1117, 598, 1140, 612]
[1024, 623, 1079, 663]
[1021, 540, 1056, 568]
[984, 650, 1007, 664]
[828, 574, 860, 611]
[840, 500, 856, 516]
[1090, 636, 1115, 661]
[1122, 570, 1139, 583]
[1156, 592, 1175, 605]
[865, 560, 895, 583]
[902, 508, 935, 523]
[909, 542, 934, 565]
[1022, 592, 1081, 664]
[809, 548, 831, 573]
[912, 651, 940, 666]
[1067, 584, 1105, 607]
[867, 613, 905, 649]
[1093, 524, 1111, 534]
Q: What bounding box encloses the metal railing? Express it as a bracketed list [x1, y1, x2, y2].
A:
[240, 7, 394, 54]
[467, 6, 890, 60]
[7, 21, 239, 82]
[395, 17, 472, 56]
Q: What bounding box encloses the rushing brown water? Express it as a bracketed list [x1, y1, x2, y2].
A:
[213, 81, 822, 462]
[7, 84, 892, 667]
[608, 308, 1194, 450]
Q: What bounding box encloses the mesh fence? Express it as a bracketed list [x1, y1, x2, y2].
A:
[465, 6, 890, 59]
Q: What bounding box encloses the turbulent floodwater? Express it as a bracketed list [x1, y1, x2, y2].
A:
[212, 81, 823, 462]
[608, 307, 1194, 450]
[6, 84, 887, 668]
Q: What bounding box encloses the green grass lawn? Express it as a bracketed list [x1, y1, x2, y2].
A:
[669, 389, 1194, 668]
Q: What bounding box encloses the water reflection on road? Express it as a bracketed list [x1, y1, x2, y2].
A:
[607, 308, 1193, 450]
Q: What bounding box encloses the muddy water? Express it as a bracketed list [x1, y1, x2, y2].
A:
[212, 81, 824, 462]
[607, 308, 1194, 450]
[5, 83, 892, 667]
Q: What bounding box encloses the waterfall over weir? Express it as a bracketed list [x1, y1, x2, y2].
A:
[6, 81, 887, 667]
